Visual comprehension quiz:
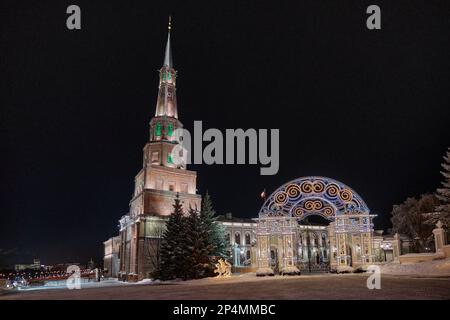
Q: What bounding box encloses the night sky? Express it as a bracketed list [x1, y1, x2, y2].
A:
[1, 1, 449, 267]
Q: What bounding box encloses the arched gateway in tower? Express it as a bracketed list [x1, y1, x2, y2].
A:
[256, 176, 376, 276]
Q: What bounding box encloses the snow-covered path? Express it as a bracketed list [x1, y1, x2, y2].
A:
[1, 273, 449, 300]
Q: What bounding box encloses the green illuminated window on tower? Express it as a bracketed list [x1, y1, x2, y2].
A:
[167, 153, 174, 164]
[155, 122, 162, 136]
[168, 123, 174, 137]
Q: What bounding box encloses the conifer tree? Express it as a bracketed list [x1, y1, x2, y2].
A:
[200, 192, 228, 259]
[185, 206, 211, 279]
[155, 194, 187, 280]
[426, 147, 450, 227]
[156, 192, 230, 280]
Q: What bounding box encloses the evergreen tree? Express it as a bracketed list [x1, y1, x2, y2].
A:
[185, 206, 211, 279]
[426, 147, 450, 227]
[155, 194, 188, 280]
[156, 192, 229, 280]
[200, 192, 229, 259]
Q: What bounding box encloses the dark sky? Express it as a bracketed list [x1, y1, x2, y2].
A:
[1, 0, 449, 267]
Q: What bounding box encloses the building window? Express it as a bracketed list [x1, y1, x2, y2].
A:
[168, 123, 174, 137]
[225, 233, 231, 244]
[235, 233, 241, 246]
[246, 250, 251, 260]
[151, 152, 159, 164]
[245, 233, 251, 245]
[156, 179, 163, 190]
[167, 153, 174, 164]
[240, 251, 246, 265]
[169, 184, 175, 192]
[181, 183, 188, 193]
[155, 122, 162, 137]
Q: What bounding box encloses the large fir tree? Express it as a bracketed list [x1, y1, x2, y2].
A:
[200, 192, 228, 259]
[426, 147, 450, 227]
[184, 206, 211, 279]
[155, 192, 229, 280]
[155, 194, 188, 280]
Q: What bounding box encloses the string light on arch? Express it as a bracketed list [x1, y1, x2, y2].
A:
[258, 176, 370, 220]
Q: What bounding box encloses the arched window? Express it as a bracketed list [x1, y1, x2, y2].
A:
[234, 232, 241, 246]
[225, 233, 231, 244]
[155, 122, 162, 137]
[245, 233, 251, 245]
[246, 250, 251, 260]
[167, 123, 174, 137]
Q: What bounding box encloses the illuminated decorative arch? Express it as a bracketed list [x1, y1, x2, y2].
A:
[259, 176, 369, 220]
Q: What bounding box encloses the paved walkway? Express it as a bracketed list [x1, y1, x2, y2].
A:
[1, 273, 449, 300]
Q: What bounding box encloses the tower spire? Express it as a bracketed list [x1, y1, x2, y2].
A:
[163, 16, 173, 68]
[154, 17, 178, 119]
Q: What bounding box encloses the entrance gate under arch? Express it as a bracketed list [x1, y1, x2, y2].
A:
[256, 176, 376, 276]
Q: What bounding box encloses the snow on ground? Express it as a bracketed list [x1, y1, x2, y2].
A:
[14, 279, 128, 292]
[134, 279, 162, 285]
[16, 278, 170, 292]
[8, 259, 450, 294]
[2, 273, 450, 300]
[3, 262, 449, 299]
[380, 257, 450, 276]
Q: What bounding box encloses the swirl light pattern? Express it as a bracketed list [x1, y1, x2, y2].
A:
[259, 176, 369, 220]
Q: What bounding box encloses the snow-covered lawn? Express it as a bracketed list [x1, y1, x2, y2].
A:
[5, 259, 450, 297]
[3, 260, 450, 299]
[380, 257, 450, 276]
[15, 279, 128, 292]
[1, 272, 449, 300]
